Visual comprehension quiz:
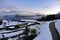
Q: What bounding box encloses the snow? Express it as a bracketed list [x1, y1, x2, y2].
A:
[0, 19, 58, 40]
[3, 20, 24, 26]
[8, 38, 13, 40]
[21, 19, 36, 23]
[0, 34, 3, 38]
[0, 30, 11, 33]
[21, 19, 36, 22]
[0, 20, 26, 39]
[29, 24, 40, 35]
[0, 20, 26, 29]
[8, 37, 19, 40]
[0, 24, 4, 28]
[34, 21, 52, 40]
[3, 30, 24, 37]
[8, 26, 15, 28]
[55, 20, 60, 35]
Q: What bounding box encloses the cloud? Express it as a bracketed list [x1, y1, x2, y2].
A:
[0, 0, 4, 3]
[43, 5, 52, 10]
[0, 0, 6, 5]
[0, 0, 19, 12]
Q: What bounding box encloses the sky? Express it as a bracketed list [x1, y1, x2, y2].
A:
[0, 0, 60, 15]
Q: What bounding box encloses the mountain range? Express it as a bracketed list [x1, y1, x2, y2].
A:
[0, 11, 45, 21]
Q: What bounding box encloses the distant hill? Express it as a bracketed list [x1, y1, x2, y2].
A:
[0, 10, 45, 16]
[0, 14, 44, 21]
[0, 10, 45, 21]
[37, 12, 60, 21]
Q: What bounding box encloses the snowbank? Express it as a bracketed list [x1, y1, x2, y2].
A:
[55, 20, 60, 35]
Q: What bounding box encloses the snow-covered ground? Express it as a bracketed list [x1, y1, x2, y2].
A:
[0, 20, 26, 39]
[0, 20, 41, 40]
[29, 24, 40, 35]
[3, 20, 25, 26]
[0, 19, 60, 40]
[55, 20, 60, 35]
[0, 20, 26, 28]
[3, 30, 23, 37]
[34, 20, 60, 40]
[0, 34, 3, 38]
[34, 21, 53, 40]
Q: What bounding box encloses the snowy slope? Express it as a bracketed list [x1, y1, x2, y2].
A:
[34, 21, 52, 40]
[55, 20, 60, 35]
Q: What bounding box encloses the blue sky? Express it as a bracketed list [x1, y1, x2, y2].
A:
[0, 0, 60, 15]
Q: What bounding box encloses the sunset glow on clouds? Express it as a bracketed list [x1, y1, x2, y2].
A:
[0, 0, 60, 15]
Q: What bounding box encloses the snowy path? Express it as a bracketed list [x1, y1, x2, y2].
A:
[49, 22, 59, 40]
[34, 21, 52, 40]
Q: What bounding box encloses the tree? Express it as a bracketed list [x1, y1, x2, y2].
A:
[0, 20, 3, 25]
